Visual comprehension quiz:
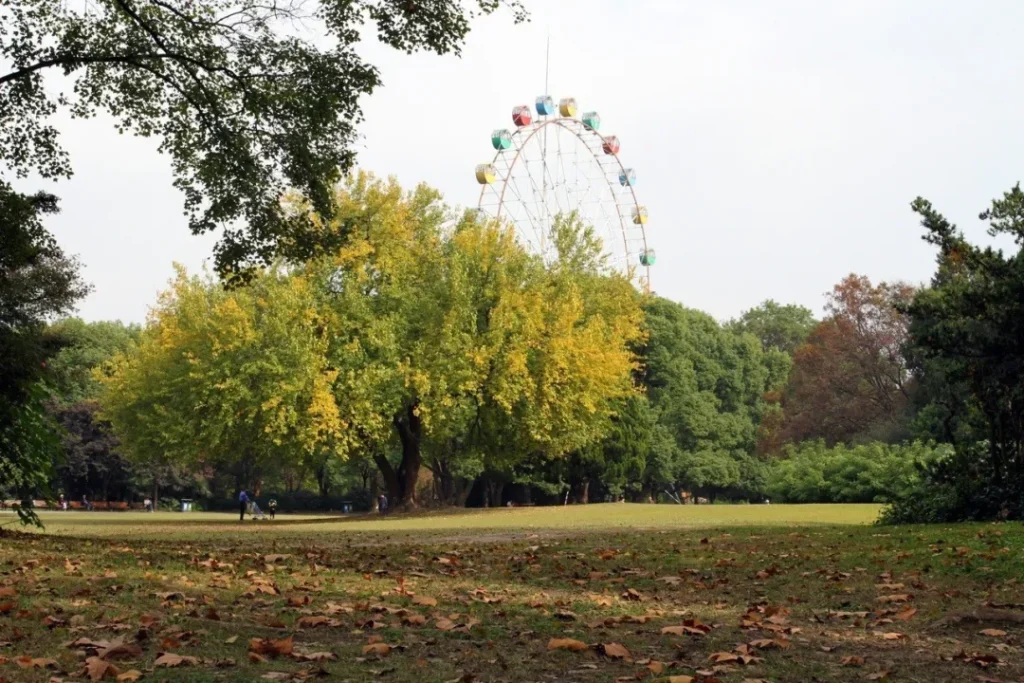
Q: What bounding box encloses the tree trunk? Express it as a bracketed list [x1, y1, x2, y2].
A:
[373, 402, 424, 510]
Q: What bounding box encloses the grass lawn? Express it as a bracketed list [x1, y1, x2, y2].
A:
[1, 504, 1021, 682]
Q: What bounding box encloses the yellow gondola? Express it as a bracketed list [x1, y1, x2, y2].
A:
[559, 97, 578, 117]
[475, 164, 497, 184]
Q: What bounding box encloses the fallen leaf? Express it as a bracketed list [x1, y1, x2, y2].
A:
[296, 616, 333, 629]
[867, 672, 890, 681]
[291, 651, 337, 662]
[894, 607, 917, 622]
[16, 656, 59, 670]
[153, 653, 199, 668]
[116, 671, 142, 682]
[411, 595, 437, 607]
[547, 638, 588, 652]
[876, 594, 912, 604]
[600, 643, 631, 661]
[85, 656, 120, 681]
[362, 643, 392, 655]
[249, 636, 294, 658]
[100, 641, 143, 661]
[668, 677, 695, 683]
[225, 635, 239, 644]
[841, 655, 865, 667]
[980, 629, 1007, 637]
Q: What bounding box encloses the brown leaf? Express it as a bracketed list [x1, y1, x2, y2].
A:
[841, 655, 865, 667]
[291, 651, 337, 662]
[16, 656, 59, 670]
[116, 671, 142, 682]
[434, 617, 456, 631]
[0, 586, 16, 598]
[296, 616, 333, 629]
[249, 636, 294, 658]
[668, 678, 695, 683]
[894, 607, 917, 622]
[879, 632, 906, 640]
[411, 595, 437, 607]
[867, 672, 891, 681]
[362, 643, 392, 655]
[600, 643, 631, 661]
[876, 594, 912, 604]
[85, 656, 120, 681]
[100, 641, 143, 661]
[248, 652, 268, 664]
[980, 629, 1007, 637]
[0, 601, 13, 615]
[547, 638, 588, 652]
[708, 651, 741, 663]
[153, 653, 199, 668]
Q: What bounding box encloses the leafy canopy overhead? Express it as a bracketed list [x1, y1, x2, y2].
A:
[0, 0, 527, 273]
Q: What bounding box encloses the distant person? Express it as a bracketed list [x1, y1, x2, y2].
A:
[378, 493, 388, 516]
[82, 495, 93, 512]
[144, 497, 153, 512]
[238, 490, 249, 521]
[267, 498, 277, 520]
[59, 493, 67, 511]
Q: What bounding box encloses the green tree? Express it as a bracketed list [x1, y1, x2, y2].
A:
[0, 182, 90, 524]
[728, 299, 817, 355]
[888, 186, 1024, 520]
[1, 0, 525, 273]
[639, 297, 782, 501]
[45, 319, 140, 405]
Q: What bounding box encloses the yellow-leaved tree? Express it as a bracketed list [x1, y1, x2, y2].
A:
[304, 173, 645, 507]
[97, 265, 342, 497]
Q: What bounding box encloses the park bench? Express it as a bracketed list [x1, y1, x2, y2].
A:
[130, 502, 147, 511]
[92, 501, 108, 511]
[109, 502, 129, 511]
[69, 501, 84, 510]
[31, 500, 48, 509]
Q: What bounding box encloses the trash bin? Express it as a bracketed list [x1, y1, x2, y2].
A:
[180, 499, 193, 512]
[341, 501, 352, 514]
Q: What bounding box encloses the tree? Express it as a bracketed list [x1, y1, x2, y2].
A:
[97, 265, 343, 497]
[0, 182, 90, 524]
[638, 297, 783, 501]
[889, 186, 1024, 520]
[45, 319, 140, 405]
[52, 400, 133, 502]
[1, 0, 526, 273]
[728, 300, 817, 355]
[310, 175, 644, 508]
[773, 275, 915, 448]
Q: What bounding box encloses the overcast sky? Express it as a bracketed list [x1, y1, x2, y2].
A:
[20, 0, 1024, 324]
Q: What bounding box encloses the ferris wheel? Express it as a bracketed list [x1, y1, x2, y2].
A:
[475, 96, 654, 290]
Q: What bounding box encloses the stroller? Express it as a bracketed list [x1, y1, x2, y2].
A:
[247, 500, 267, 521]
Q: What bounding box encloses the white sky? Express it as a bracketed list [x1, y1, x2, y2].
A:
[17, 0, 1024, 324]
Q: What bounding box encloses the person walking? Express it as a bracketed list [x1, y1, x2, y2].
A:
[238, 489, 249, 522]
[267, 498, 277, 520]
[378, 493, 388, 516]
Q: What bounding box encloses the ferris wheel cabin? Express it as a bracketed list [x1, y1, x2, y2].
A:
[559, 97, 578, 117]
[640, 249, 656, 266]
[535, 95, 556, 116]
[582, 112, 601, 130]
[512, 105, 532, 127]
[491, 129, 512, 151]
[619, 169, 637, 186]
[602, 135, 621, 155]
[475, 164, 497, 184]
[631, 206, 649, 225]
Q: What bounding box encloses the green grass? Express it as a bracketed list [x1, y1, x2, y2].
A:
[22, 502, 882, 539]
[1, 504, 1021, 683]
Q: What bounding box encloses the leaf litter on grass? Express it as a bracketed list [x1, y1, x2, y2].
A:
[2, 510, 1024, 682]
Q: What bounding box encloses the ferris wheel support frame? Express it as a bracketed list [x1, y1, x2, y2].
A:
[477, 116, 651, 289]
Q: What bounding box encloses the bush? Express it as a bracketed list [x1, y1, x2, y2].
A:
[766, 441, 949, 504]
[879, 441, 1024, 524]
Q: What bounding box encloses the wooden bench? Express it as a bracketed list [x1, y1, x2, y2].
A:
[92, 501, 109, 511]
[69, 501, 84, 510]
[109, 501, 129, 511]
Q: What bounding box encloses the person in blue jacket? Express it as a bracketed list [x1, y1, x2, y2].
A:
[238, 489, 249, 521]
